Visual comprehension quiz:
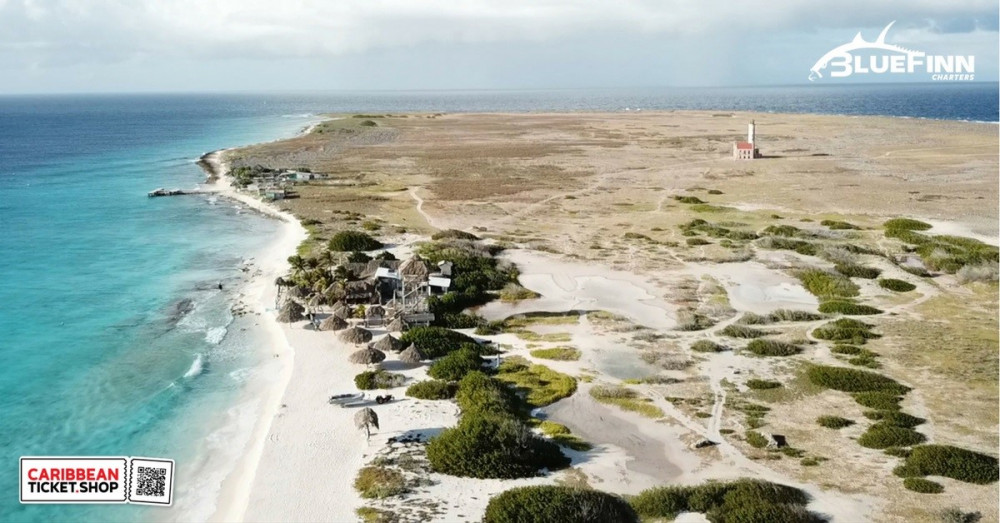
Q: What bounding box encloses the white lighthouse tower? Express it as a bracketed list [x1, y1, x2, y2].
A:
[733, 120, 760, 160]
[748, 120, 756, 146]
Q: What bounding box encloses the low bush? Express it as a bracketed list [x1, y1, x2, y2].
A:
[796, 269, 860, 299]
[767, 309, 824, 322]
[530, 347, 581, 361]
[817, 415, 854, 429]
[400, 327, 477, 359]
[435, 312, 485, 329]
[427, 412, 570, 479]
[499, 283, 541, 302]
[484, 486, 638, 523]
[884, 447, 912, 458]
[405, 380, 459, 400]
[898, 445, 999, 484]
[831, 344, 863, 355]
[812, 318, 880, 344]
[428, 346, 483, 381]
[818, 301, 883, 315]
[903, 477, 944, 494]
[687, 237, 712, 246]
[758, 236, 818, 256]
[821, 219, 859, 230]
[630, 479, 819, 522]
[328, 230, 383, 251]
[675, 195, 706, 204]
[590, 386, 664, 418]
[456, 372, 520, 416]
[475, 320, 505, 335]
[806, 365, 909, 394]
[858, 423, 926, 449]
[762, 224, 802, 237]
[878, 278, 916, 292]
[883, 218, 932, 232]
[851, 391, 902, 410]
[431, 229, 480, 241]
[864, 410, 925, 428]
[354, 466, 407, 499]
[720, 325, 771, 339]
[746, 430, 769, 448]
[834, 263, 882, 279]
[355, 370, 406, 390]
[745, 339, 802, 357]
[746, 379, 782, 390]
[691, 340, 727, 353]
[495, 359, 577, 408]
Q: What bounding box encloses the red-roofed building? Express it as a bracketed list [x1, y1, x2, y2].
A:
[733, 121, 761, 160]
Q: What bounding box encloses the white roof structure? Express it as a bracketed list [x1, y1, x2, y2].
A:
[374, 267, 400, 280]
[428, 276, 451, 289]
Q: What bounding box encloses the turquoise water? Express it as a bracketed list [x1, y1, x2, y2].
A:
[0, 87, 994, 522]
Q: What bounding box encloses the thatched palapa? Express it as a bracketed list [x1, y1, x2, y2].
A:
[339, 326, 373, 344]
[399, 255, 430, 280]
[373, 334, 404, 353]
[385, 316, 407, 333]
[276, 300, 305, 323]
[398, 344, 425, 364]
[318, 315, 348, 331]
[366, 305, 386, 318]
[349, 347, 386, 365]
[286, 286, 308, 300]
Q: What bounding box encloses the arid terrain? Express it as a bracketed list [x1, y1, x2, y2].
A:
[227, 112, 999, 522]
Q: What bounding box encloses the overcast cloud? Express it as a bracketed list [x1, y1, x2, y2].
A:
[1, 0, 996, 93]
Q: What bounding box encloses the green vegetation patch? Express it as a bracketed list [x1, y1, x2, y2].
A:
[495, 358, 577, 408]
[738, 309, 823, 324]
[674, 195, 706, 204]
[745, 339, 802, 357]
[630, 479, 820, 522]
[762, 224, 802, 237]
[589, 385, 664, 418]
[355, 370, 406, 390]
[903, 477, 944, 494]
[746, 379, 782, 390]
[400, 326, 477, 359]
[405, 379, 459, 400]
[758, 236, 818, 256]
[821, 219, 860, 230]
[818, 301, 883, 315]
[883, 218, 932, 232]
[720, 325, 772, 339]
[691, 339, 728, 353]
[852, 391, 903, 411]
[834, 263, 882, 279]
[484, 486, 637, 523]
[896, 445, 1000, 485]
[796, 269, 860, 299]
[354, 466, 407, 499]
[428, 345, 483, 381]
[878, 278, 917, 292]
[499, 283, 541, 302]
[806, 365, 909, 394]
[431, 229, 480, 241]
[858, 423, 926, 449]
[863, 410, 925, 428]
[328, 230, 383, 251]
[536, 420, 591, 451]
[530, 347, 581, 361]
[816, 415, 854, 429]
[812, 318, 880, 344]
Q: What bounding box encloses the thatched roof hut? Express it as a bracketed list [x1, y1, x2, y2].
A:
[307, 294, 324, 309]
[349, 347, 386, 365]
[373, 334, 404, 353]
[398, 344, 425, 364]
[399, 255, 430, 280]
[318, 315, 348, 331]
[385, 316, 407, 333]
[286, 286, 308, 300]
[339, 326, 373, 344]
[366, 305, 386, 318]
[333, 307, 352, 320]
[276, 300, 305, 323]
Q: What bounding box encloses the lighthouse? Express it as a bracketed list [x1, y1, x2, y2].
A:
[733, 120, 760, 160]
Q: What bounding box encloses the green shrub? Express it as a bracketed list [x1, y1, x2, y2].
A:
[353, 466, 407, 498]
[675, 195, 706, 204]
[435, 312, 486, 329]
[746, 379, 782, 390]
[355, 370, 406, 390]
[884, 447, 912, 458]
[347, 251, 372, 263]
[762, 225, 801, 237]
[818, 300, 883, 315]
[475, 320, 505, 335]
[589, 386, 664, 418]
[630, 480, 817, 521]
[758, 236, 819, 255]
[745, 339, 802, 357]
[746, 430, 769, 448]
[720, 325, 771, 339]
[878, 278, 916, 292]
[499, 283, 541, 302]
[431, 229, 480, 241]
[629, 486, 693, 519]
[495, 359, 577, 408]
[899, 445, 999, 484]
[328, 230, 383, 251]
[427, 412, 569, 479]
[821, 219, 859, 230]
[484, 486, 637, 523]
[858, 423, 926, 449]
[406, 380, 458, 400]
[687, 237, 712, 246]
[691, 340, 727, 353]
[863, 410, 925, 428]
[831, 344, 863, 355]
[806, 365, 909, 394]
[817, 415, 854, 429]
[812, 318, 880, 343]
[400, 327, 477, 359]
[767, 309, 823, 323]
[456, 372, 520, 417]
[358, 119, 378, 127]
[884, 218, 932, 232]
[903, 477, 944, 494]
[796, 269, 860, 299]
[530, 347, 581, 361]
[708, 189, 724, 195]
[428, 346, 483, 381]
[834, 263, 882, 279]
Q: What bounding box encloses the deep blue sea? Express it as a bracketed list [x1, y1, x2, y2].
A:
[0, 83, 996, 522]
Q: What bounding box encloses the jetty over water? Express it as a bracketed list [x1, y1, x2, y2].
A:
[147, 188, 213, 197]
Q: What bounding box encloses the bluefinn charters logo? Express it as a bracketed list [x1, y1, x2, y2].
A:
[809, 21, 975, 81]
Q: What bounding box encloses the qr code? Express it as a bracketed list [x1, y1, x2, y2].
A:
[135, 466, 166, 497]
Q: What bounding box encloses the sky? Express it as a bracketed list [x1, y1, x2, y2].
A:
[0, 0, 997, 93]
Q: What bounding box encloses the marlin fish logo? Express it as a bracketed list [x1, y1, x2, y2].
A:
[809, 21, 924, 81]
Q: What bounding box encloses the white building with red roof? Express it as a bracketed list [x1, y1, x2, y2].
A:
[733, 120, 760, 160]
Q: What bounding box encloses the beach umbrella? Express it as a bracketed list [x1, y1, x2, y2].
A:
[286, 286, 307, 299]
[398, 344, 425, 364]
[318, 315, 348, 331]
[385, 316, 407, 333]
[349, 347, 386, 365]
[276, 300, 305, 323]
[339, 326, 373, 344]
[373, 334, 404, 353]
[354, 407, 379, 440]
[307, 294, 324, 309]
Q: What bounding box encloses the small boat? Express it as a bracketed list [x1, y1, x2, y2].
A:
[328, 392, 364, 405]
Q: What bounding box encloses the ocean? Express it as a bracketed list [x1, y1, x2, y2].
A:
[0, 83, 996, 522]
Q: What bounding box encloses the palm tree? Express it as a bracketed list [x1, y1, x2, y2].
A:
[354, 408, 379, 441]
[287, 255, 306, 274]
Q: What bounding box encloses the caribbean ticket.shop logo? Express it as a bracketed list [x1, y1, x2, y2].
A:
[20, 456, 174, 505]
[809, 21, 975, 82]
